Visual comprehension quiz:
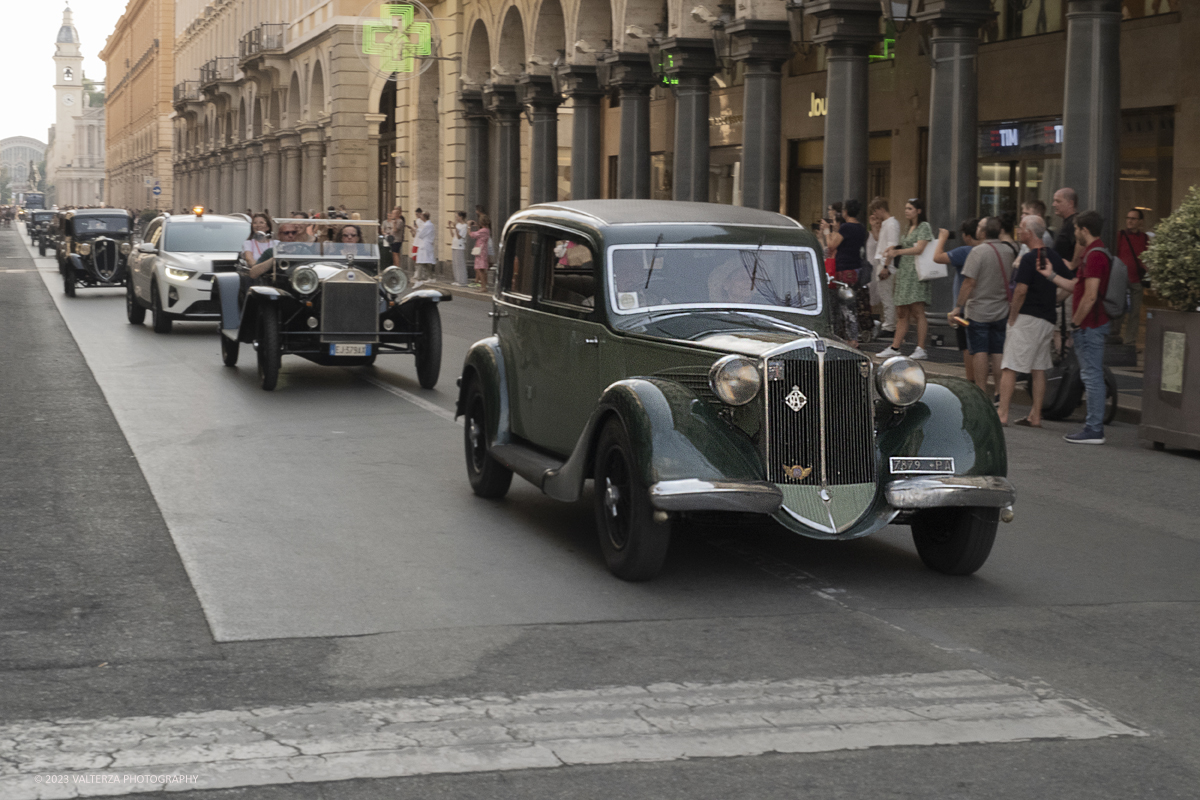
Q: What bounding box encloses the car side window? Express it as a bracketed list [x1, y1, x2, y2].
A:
[147, 221, 163, 248]
[502, 230, 537, 298]
[540, 233, 596, 310]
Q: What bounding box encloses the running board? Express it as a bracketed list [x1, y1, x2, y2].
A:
[489, 443, 564, 489]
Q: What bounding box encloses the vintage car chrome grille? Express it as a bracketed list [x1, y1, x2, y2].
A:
[91, 238, 121, 281]
[320, 280, 378, 343]
[765, 346, 875, 486]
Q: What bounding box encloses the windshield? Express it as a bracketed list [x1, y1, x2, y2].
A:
[608, 245, 822, 315]
[164, 219, 251, 253]
[274, 241, 379, 259]
[74, 216, 130, 235]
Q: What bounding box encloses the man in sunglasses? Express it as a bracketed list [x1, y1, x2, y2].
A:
[248, 223, 316, 278]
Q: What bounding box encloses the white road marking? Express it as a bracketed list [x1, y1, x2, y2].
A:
[358, 372, 461, 425]
[0, 670, 1141, 798]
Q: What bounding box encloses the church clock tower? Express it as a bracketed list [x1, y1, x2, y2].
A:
[51, 4, 84, 174]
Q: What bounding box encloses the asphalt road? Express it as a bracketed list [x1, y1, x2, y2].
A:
[1, 224, 1198, 799]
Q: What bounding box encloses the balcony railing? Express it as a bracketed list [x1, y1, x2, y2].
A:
[200, 56, 237, 87]
[173, 81, 200, 104]
[239, 23, 287, 60]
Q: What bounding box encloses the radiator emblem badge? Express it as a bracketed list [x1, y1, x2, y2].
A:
[785, 464, 813, 480]
[784, 385, 807, 412]
[859, 361, 871, 378]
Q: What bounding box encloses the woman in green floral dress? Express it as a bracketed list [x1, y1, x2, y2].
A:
[879, 199, 933, 360]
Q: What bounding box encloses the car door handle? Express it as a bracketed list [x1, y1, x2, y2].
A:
[488, 310, 508, 318]
[583, 337, 599, 346]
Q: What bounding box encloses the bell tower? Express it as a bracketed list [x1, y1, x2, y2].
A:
[52, 4, 84, 170]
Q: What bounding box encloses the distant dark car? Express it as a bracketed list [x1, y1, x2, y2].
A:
[27, 210, 57, 254]
[212, 218, 451, 391]
[456, 200, 1015, 581]
[58, 209, 134, 297]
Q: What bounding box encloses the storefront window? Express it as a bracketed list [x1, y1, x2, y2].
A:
[977, 118, 1063, 217]
[1122, 0, 1180, 18]
[786, 138, 823, 228]
[651, 152, 672, 201]
[982, 0, 1065, 41]
[1120, 109, 1174, 228]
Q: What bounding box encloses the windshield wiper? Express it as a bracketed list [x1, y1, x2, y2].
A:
[643, 233, 664, 290]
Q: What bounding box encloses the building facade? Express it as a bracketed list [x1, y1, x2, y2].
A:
[45, 6, 107, 208]
[166, 0, 1193, 280]
[101, 0, 177, 211]
[1, 137, 47, 196]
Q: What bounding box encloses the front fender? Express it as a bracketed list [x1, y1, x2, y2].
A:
[238, 285, 290, 342]
[456, 336, 511, 447]
[397, 288, 452, 308]
[878, 375, 1008, 479]
[212, 273, 242, 333]
[541, 378, 766, 503]
[67, 253, 84, 274]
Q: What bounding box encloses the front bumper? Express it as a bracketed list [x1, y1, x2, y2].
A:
[649, 479, 783, 514]
[885, 476, 1015, 509]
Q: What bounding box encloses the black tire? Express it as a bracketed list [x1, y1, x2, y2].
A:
[63, 268, 75, 297]
[151, 282, 172, 334]
[463, 379, 513, 499]
[256, 305, 281, 391]
[592, 418, 672, 581]
[911, 507, 998, 576]
[414, 304, 442, 389]
[126, 278, 146, 325]
[220, 333, 240, 367]
[1103, 368, 1119, 425]
[38, 240, 46, 256]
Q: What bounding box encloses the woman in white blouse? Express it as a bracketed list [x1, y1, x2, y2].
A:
[242, 214, 278, 265]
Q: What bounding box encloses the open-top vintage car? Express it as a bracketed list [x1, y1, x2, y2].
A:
[211, 218, 451, 391]
[27, 210, 57, 254]
[456, 200, 1015, 581]
[57, 209, 134, 297]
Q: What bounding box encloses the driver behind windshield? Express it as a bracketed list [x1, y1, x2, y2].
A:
[247, 222, 313, 278]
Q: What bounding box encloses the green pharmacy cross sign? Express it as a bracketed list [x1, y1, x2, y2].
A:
[362, 3, 432, 74]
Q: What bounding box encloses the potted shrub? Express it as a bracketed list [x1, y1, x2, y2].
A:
[1140, 185, 1200, 450]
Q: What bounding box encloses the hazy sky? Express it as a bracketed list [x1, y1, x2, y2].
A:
[0, 0, 130, 144]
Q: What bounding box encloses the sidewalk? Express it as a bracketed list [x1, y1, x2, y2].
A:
[418, 275, 1144, 425]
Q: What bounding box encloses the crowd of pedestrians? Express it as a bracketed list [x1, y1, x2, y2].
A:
[817, 185, 1145, 447]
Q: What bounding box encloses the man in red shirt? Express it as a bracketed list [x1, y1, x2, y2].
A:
[1116, 208, 1150, 346]
[1038, 210, 1109, 444]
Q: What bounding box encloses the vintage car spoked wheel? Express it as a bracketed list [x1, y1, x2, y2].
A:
[414, 304, 442, 389]
[125, 278, 145, 325]
[220, 333, 240, 367]
[910, 507, 998, 575]
[151, 281, 172, 334]
[256, 306, 281, 391]
[463, 379, 513, 498]
[592, 418, 671, 581]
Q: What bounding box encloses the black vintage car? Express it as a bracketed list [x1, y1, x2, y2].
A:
[27, 210, 57, 254]
[212, 219, 451, 391]
[58, 209, 135, 297]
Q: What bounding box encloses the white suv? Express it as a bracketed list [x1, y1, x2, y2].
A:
[126, 211, 251, 333]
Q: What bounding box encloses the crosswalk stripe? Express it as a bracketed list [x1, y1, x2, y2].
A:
[0, 670, 1141, 798]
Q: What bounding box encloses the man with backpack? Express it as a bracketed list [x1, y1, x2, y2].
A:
[1038, 210, 1115, 445]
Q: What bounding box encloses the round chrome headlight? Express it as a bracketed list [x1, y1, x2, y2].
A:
[381, 266, 409, 296]
[119, 242, 132, 255]
[77, 242, 92, 256]
[708, 354, 762, 406]
[291, 266, 318, 295]
[875, 356, 926, 407]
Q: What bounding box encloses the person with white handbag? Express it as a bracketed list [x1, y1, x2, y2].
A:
[878, 198, 933, 360]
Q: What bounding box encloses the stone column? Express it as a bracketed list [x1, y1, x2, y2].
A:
[602, 53, 657, 199]
[299, 125, 326, 213]
[519, 74, 563, 205]
[662, 39, 719, 203]
[1062, 0, 1122, 240]
[460, 89, 490, 220]
[246, 142, 264, 212]
[206, 155, 218, 210]
[484, 82, 522, 231]
[280, 133, 302, 215]
[917, 0, 995, 312]
[261, 135, 282, 216]
[232, 145, 248, 213]
[219, 150, 235, 213]
[728, 19, 793, 211]
[558, 66, 604, 200]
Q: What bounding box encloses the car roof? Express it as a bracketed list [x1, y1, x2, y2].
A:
[527, 200, 803, 229]
[164, 214, 248, 223]
[66, 208, 131, 217]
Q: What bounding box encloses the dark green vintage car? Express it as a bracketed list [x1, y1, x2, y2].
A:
[456, 200, 1014, 580]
